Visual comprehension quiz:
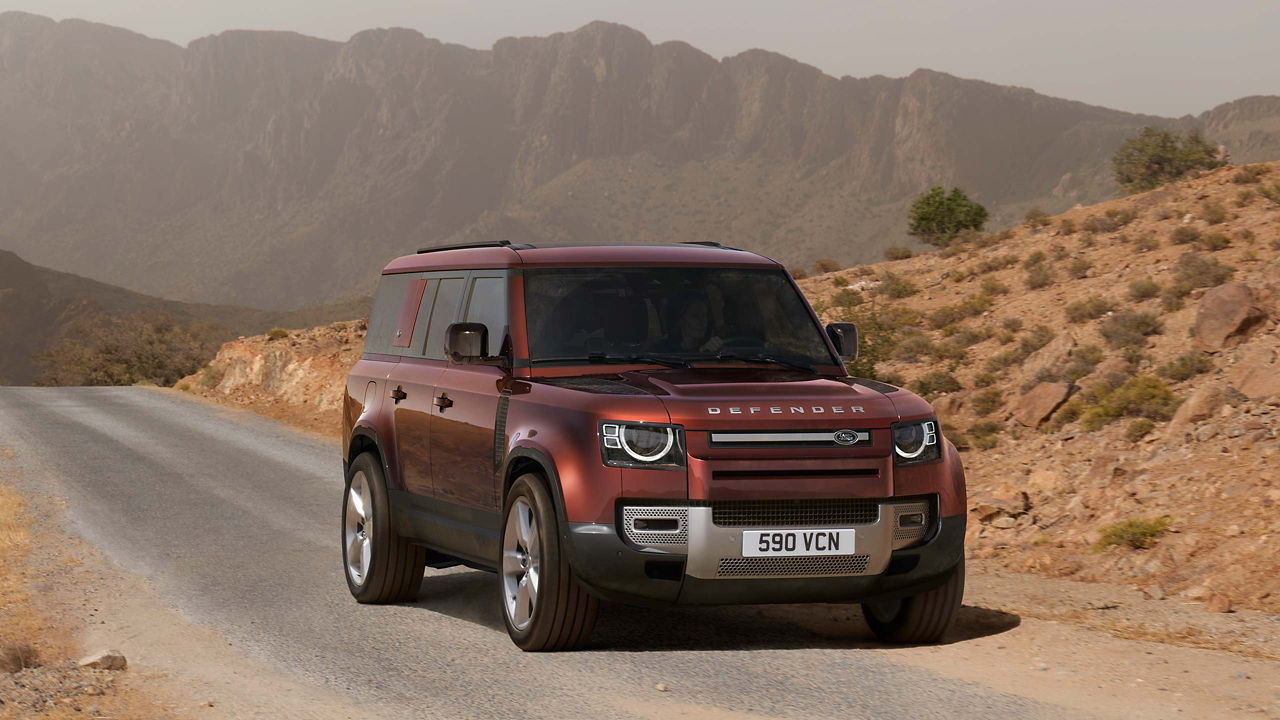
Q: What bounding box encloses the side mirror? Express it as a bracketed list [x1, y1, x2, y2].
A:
[826, 322, 859, 360]
[445, 322, 488, 364]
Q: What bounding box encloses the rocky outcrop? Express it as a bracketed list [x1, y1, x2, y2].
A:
[1192, 283, 1266, 351]
[1228, 347, 1280, 400]
[1013, 382, 1073, 428]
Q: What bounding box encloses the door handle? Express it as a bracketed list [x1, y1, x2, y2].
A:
[434, 393, 453, 410]
[390, 386, 408, 404]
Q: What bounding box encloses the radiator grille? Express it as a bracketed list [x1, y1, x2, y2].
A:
[708, 498, 880, 528]
[716, 554, 871, 578]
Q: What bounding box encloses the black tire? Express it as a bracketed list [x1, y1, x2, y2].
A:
[861, 558, 964, 644]
[500, 473, 598, 651]
[342, 452, 426, 603]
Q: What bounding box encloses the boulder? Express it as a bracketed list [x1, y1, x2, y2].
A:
[1171, 382, 1228, 427]
[1013, 382, 1073, 428]
[1023, 332, 1076, 381]
[78, 650, 127, 670]
[1227, 348, 1280, 400]
[1192, 283, 1266, 351]
[970, 487, 1031, 523]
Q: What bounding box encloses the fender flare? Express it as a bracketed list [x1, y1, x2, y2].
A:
[346, 425, 394, 489]
[501, 445, 569, 525]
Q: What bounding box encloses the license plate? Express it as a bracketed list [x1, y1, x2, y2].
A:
[742, 529, 856, 557]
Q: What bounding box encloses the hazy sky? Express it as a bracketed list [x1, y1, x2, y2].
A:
[5, 1, 1277, 117]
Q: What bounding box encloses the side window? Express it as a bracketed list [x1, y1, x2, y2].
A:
[405, 278, 439, 356]
[423, 276, 467, 360]
[465, 275, 507, 357]
[363, 273, 416, 356]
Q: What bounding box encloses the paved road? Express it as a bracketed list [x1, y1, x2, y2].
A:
[0, 387, 1073, 719]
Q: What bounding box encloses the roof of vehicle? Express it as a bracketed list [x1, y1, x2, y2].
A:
[380, 241, 780, 274]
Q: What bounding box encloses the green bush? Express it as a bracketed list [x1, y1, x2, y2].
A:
[1064, 296, 1115, 323]
[1111, 127, 1224, 193]
[267, 327, 290, 341]
[971, 388, 1003, 416]
[1174, 252, 1234, 288]
[1200, 232, 1230, 251]
[1096, 517, 1171, 550]
[838, 305, 896, 381]
[880, 272, 919, 299]
[834, 288, 864, 308]
[908, 186, 989, 247]
[199, 364, 225, 389]
[831, 275, 849, 287]
[1169, 226, 1201, 245]
[815, 258, 841, 274]
[1063, 344, 1104, 383]
[1125, 418, 1156, 443]
[884, 247, 914, 261]
[1024, 266, 1054, 290]
[1259, 182, 1280, 206]
[1200, 202, 1228, 225]
[1099, 311, 1163, 348]
[973, 371, 998, 388]
[1128, 277, 1160, 301]
[1157, 351, 1212, 382]
[35, 311, 213, 387]
[968, 421, 1002, 449]
[1078, 375, 1181, 430]
[980, 277, 1010, 296]
[926, 294, 993, 329]
[1025, 208, 1050, 228]
[1022, 250, 1047, 269]
[1066, 257, 1092, 279]
[911, 371, 962, 398]
[893, 334, 936, 362]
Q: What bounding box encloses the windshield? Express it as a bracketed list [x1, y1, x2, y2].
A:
[523, 267, 835, 366]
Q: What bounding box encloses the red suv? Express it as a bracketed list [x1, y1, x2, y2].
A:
[341, 241, 966, 651]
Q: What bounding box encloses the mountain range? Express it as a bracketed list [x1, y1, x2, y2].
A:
[1, 10, 1278, 309]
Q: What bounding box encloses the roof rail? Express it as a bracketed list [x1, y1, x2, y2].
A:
[416, 240, 533, 254]
[679, 240, 744, 251]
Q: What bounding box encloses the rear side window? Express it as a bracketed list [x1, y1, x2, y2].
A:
[363, 273, 417, 356]
[464, 276, 507, 357]
[423, 276, 467, 360]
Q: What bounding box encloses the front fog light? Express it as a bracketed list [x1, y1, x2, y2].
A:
[892, 419, 940, 465]
[600, 422, 685, 468]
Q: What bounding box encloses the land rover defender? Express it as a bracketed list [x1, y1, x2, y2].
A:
[341, 240, 966, 651]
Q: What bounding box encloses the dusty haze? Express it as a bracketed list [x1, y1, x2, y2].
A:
[3, 0, 1277, 116]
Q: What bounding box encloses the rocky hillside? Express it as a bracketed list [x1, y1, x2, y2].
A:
[0, 250, 368, 385]
[3, 11, 1280, 309]
[801, 162, 1280, 613]
[183, 164, 1280, 613]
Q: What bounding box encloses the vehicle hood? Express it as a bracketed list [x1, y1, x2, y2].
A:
[541, 368, 907, 430]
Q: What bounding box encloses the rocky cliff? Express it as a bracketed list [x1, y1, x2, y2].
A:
[3, 11, 1279, 309]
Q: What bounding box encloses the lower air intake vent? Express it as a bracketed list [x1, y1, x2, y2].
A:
[716, 555, 872, 578]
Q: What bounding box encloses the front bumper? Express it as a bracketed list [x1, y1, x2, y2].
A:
[564, 511, 965, 607]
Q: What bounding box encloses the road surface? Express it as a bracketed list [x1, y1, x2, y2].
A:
[0, 387, 1080, 718]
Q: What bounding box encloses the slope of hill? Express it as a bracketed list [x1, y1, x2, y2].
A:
[180, 164, 1280, 615]
[0, 249, 368, 385]
[2, 11, 1279, 309]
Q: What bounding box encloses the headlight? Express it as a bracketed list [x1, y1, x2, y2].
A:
[892, 419, 940, 465]
[599, 422, 685, 469]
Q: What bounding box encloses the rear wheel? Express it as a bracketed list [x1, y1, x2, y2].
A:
[500, 473, 598, 651]
[343, 452, 426, 603]
[862, 558, 964, 644]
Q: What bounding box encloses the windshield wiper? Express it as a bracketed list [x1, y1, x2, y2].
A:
[694, 352, 817, 374]
[531, 354, 693, 369]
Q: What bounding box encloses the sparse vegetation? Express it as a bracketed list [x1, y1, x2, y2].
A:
[926, 293, 994, 329]
[1170, 225, 1200, 245]
[1025, 208, 1050, 228]
[1066, 257, 1092, 279]
[884, 247, 914, 261]
[831, 275, 849, 287]
[968, 421, 1002, 449]
[1128, 277, 1160, 301]
[1096, 517, 1171, 551]
[1200, 232, 1230, 251]
[1099, 311, 1163, 348]
[1070, 375, 1181, 430]
[971, 388, 1003, 416]
[1081, 215, 1117, 233]
[1064, 296, 1114, 323]
[788, 267, 809, 280]
[834, 288, 864, 307]
[814, 258, 841, 274]
[1133, 233, 1159, 252]
[980, 277, 1009, 296]
[1125, 418, 1156, 443]
[1106, 207, 1138, 226]
[1058, 218, 1076, 235]
[1200, 202, 1228, 225]
[267, 327, 290, 341]
[1174, 252, 1235, 289]
[907, 186, 989, 247]
[910, 371, 962, 398]
[35, 311, 212, 387]
[1024, 265, 1054, 289]
[879, 272, 920, 298]
[1157, 351, 1213, 382]
[1111, 127, 1224, 193]
[1232, 165, 1268, 184]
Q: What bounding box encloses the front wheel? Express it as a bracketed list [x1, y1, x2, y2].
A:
[500, 474, 598, 651]
[862, 558, 964, 644]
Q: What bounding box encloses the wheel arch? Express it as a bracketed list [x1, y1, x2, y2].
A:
[502, 446, 568, 526]
[346, 426, 392, 486]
